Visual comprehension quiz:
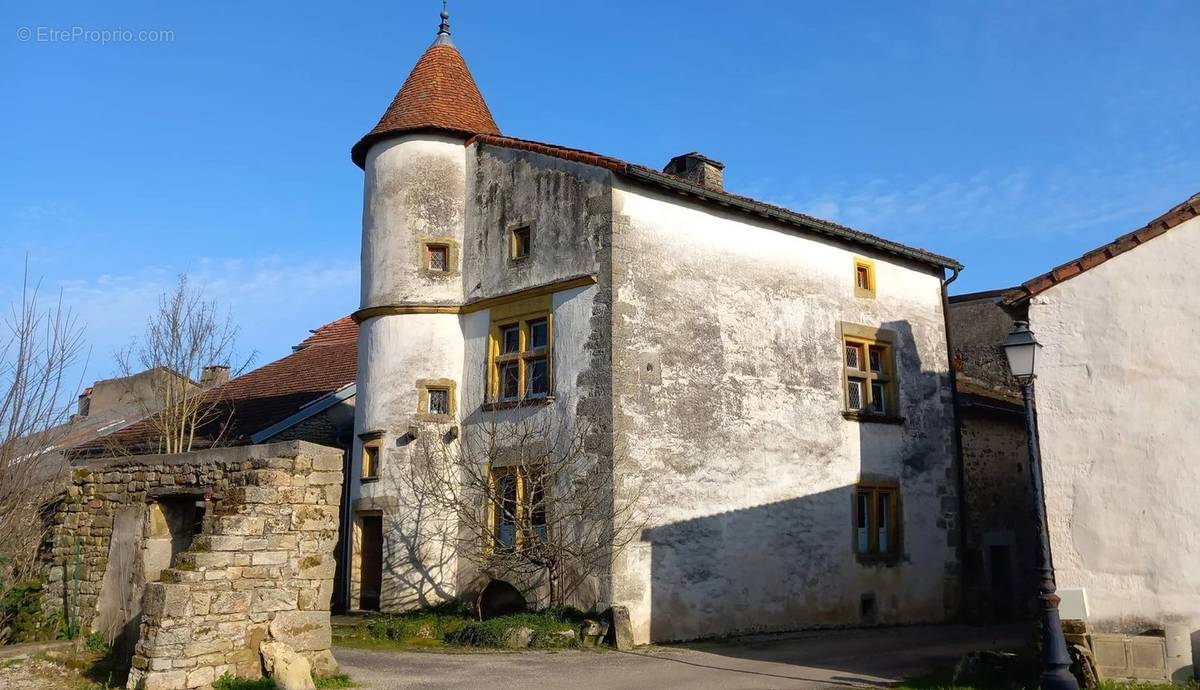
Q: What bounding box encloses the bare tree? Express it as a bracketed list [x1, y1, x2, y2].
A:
[114, 274, 251, 455]
[407, 403, 647, 609]
[0, 266, 86, 639]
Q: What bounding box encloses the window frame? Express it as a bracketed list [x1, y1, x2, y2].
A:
[853, 481, 901, 563]
[417, 237, 460, 277]
[486, 464, 548, 552]
[839, 322, 901, 423]
[853, 257, 877, 299]
[487, 295, 553, 406]
[359, 432, 383, 482]
[416, 379, 457, 421]
[509, 224, 533, 262]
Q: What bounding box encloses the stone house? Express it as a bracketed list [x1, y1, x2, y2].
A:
[348, 12, 963, 643]
[951, 194, 1200, 643]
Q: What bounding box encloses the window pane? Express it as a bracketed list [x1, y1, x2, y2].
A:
[512, 227, 531, 258]
[856, 492, 870, 554]
[870, 382, 886, 413]
[501, 325, 520, 354]
[500, 362, 520, 400]
[847, 379, 864, 411]
[428, 388, 449, 415]
[526, 357, 549, 398]
[529, 319, 548, 349]
[362, 446, 378, 479]
[529, 474, 547, 543]
[868, 347, 882, 373]
[496, 474, 518, 547]
[428, 245, 448, 271]
[845, 344, 862, 370]
[856, 265, 870, 290]
[878, 493, 891, 553]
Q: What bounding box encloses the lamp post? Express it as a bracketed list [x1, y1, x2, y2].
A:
[1003, 321, 1078, 690]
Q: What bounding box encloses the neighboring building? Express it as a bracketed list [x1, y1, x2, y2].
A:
[947, 289, 1037, 622]
[349, 11, 963, 643]
[953, 193, 1200, 639]
[75, 316, 358, 457]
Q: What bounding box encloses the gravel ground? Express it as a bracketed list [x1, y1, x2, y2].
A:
[0, 657, 89, 690]
[336, 623, 1025, 690]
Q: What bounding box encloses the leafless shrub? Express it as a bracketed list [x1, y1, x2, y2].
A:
[0, 265, 85, 617]
[407, 401, 647, 609]
[113, 274, 252, 455]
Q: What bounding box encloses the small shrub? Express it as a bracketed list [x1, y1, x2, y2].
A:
[0, 579, 57, 643]
[84, 632, 110, 653]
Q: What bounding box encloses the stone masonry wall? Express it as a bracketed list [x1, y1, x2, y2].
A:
[42, 441, 342, 690]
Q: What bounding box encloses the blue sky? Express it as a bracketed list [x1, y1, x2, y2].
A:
[2, 1, 1197, 387]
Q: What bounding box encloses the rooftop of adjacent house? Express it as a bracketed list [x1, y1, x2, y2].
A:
[72, 316, 358, 456]
[1002, 191, 1200, 306]
[350, 9, 960, 272]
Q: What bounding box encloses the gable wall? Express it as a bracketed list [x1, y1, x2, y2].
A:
[609, 180, 959, 642]
[1027, 215, 1200, 632]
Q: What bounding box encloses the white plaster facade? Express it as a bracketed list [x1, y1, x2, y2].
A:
[1025, 214, 1200, 634]
[349, 129, 962, 641]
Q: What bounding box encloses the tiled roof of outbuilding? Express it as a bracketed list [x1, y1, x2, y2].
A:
[351, 41, 499, 168]
[1003, 192, 1200, 305]
[74, 317, 358, 455]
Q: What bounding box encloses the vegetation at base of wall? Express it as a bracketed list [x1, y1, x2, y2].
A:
[209, 674, 355, 690]
[443, 610, 583, 649]
[338, 603, 595, 650]
[0, 579, 58, 643]
[83, 632, 109, 653]
[213, 673, 277, 690]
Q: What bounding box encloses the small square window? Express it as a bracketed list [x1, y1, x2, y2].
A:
[428, 388, 449, 415]
[501, 325, 520, 354]
[529, 319, 548, 349]
[853, 259, 876, 298]
[427, 244, 449, 272]
[511, 226, 531, 260]
[361, 437, 381, 481]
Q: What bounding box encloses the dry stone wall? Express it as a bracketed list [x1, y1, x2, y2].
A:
[41, 441, 343, 690]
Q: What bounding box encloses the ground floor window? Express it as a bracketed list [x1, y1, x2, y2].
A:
[855, 483, 899, 560]
[489, 467, 547, 550]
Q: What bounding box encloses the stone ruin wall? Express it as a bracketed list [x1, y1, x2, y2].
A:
[42, 440, 343, 690]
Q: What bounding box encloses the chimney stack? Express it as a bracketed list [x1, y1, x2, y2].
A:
[663, 152, 725, 192]
[200, 365, 231, 388]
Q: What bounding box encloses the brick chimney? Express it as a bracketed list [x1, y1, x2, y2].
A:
[663, 152, 725, 192]
[200, 365, 230, 388]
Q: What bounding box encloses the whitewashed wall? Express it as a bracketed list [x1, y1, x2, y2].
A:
[610, 181, 959, 643]
[1028, 216, 1200, 633]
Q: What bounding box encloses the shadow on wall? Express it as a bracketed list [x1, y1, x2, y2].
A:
[641, 319, 959, 643]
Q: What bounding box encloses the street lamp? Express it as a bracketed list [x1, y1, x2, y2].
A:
[1004, 321, 1079, 690]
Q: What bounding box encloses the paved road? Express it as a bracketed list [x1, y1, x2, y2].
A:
[336, 623, 1025, 689]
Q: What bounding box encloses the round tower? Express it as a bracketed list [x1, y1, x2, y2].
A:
[348, 8, 499, 612]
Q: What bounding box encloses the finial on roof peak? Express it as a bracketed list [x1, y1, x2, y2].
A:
[432, 1, 453, 46]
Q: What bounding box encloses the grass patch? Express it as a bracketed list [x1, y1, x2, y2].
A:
[314, 674, 356, 688]
[213, 673, 276, 690]
[335, 602, 597, 650]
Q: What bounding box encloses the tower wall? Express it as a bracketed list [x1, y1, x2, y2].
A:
[352, 134, 468, 611]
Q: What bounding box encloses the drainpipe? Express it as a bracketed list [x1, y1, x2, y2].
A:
[940, 265, 969, 621]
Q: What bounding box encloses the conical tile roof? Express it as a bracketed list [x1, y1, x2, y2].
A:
[351, 37, 499, 167]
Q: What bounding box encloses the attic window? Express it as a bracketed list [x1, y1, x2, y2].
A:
[510, 225, 532, 261]
[854, 258, 876, 298]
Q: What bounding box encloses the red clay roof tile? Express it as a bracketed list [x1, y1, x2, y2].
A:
[351, 42, 499, 167]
